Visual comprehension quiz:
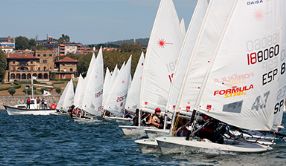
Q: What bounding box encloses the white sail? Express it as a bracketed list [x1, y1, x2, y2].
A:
[178, 0, 285, 131]
[166, 0, 209, 113]
[180, 18, 186, 37]
[74, 75, 85, 107]
[105, 56, 132, 116]
[78, 49, 97, 109]
[103, 65, 119, 109]
[62, 79, 75, 111]
[86, 50, 96, 78]
[125, 52, 145, 113]
[273, 0, 286, 130]
[57, 80, 71, 110]
[103, 67, 111, 107]
[140, 0, 183, 113]
[81, 47, 104, 116]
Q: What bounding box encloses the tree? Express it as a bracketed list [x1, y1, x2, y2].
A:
[77, 54, 92, 76]
[40, 87, 48, 94]
[29, 39, 37, 50]
[22, 86, 33, 95]
[15, 36, 30, 50]
[58, 34, 70, 44]
[55, 87, 61, 94]
[8, 87, 16, 96]
[120, 43, 142, 52]
[0, 50, 7, 82]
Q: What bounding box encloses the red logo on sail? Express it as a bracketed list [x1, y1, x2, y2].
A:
[158, 39, 172, 48]
[207, 105, 212, 111]
[214, 84, 254, 98]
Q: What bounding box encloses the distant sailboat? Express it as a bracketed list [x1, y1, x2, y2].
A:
[125, 52, 145, 113]
[56, 79, 74, 112]
[81, 47, 104, 117]
[103, 67, 112, 108]
[73, 74, 85, 108]
[104, 56, 132, 121]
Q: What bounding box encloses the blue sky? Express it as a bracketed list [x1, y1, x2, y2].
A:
[1, 0, 196, 44]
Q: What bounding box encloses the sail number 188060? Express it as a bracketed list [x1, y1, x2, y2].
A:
[247, 45, 279, 65]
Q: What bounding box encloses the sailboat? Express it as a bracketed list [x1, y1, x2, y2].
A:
[135, 0, 210, 152]
[103, 56, 132, 122]
[4, 76, 57, 115]
[156, 0, 285, 154]
[55, 79, 75, 113]
[102, 67, 111, 108]
[73, 74, 84, 109]
[125, 52, 145, 113]
[119, 0, 184, 138]
[80, 47, 104, 118]
[103, 65, 119, 110]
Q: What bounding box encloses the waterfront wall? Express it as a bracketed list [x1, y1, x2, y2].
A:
[0, 95, 60, 109]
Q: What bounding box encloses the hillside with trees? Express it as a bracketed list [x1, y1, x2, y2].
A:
[68, 43, 144, 77]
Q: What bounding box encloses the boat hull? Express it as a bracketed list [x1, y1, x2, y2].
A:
[156, 136, 272, 155]
[4, 105, 56, 116]
[104, 116, 132, 124]
[144, 128, 170, 140]
[135, 139, 159, 153]
[119, 125, 154, 138]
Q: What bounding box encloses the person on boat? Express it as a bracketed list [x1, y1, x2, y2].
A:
[133, 109, 140, 126]
[68, 105, 75, 118]
[124, 110, 133, 119]
[194, 114, 226, 144]
[36, 97, 41, 109]
[141, 112, 152, 126]
[150, 107, 164, 129]
[44, 98, 48, 109]
[41, 98, 45, 109]
[175, 118, 191, 137]
[26, 97, 31, 109]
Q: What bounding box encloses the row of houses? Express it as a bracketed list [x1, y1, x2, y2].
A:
[2, 50, 78, 83]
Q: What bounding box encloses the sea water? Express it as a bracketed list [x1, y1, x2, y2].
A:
[0, 111, 285, 166]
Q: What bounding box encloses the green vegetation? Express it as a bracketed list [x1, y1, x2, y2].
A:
[40, 87, 49, 94]
[15, 36, 36, 50]
[8, 87, 16, 96]
[0, 50, 7, 82]
[67, 43, 144, 77]
[58, 34, 70, 44]
[0, 83, 21, 91]
[23, 86, 30, 95]
[55, 87, 61, 94]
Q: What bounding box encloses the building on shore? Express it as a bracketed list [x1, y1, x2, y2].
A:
[3, 51, 78, 83]
[52, 57, 78, 80]
[58, 43, 93, 56]
[0, 37, 15, 53]
[36, 36, 59, 49]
